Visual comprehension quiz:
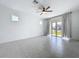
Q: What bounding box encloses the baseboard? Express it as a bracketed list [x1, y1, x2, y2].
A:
[0, 35, 44, 45]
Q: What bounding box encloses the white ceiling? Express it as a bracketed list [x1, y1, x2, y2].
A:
[0, 0, 79, 18]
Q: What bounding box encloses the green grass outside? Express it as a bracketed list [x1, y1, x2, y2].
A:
[51, 30, 62, 37]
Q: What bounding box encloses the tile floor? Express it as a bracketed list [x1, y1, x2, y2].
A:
[0, 36, 79, 58]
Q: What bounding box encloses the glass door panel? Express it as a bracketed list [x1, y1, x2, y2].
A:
[57, 21, 63, 37]
[51, 21, 63, 37]
[52, 22, 56, 36]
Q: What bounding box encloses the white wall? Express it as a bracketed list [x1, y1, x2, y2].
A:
[42, 19, 49, 36]
[0, 4, 44, 44]
[71, 10, 79, 40]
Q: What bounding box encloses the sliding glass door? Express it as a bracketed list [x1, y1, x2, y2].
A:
[51, 20, 63, 37]
[56, 21, 63, 37]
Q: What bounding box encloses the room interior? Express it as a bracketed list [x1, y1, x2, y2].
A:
[0, 0, 79, 58]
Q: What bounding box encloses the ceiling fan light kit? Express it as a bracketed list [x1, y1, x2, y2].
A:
[33, 0, 53, 15]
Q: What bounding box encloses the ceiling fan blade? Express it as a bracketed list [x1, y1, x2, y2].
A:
[33, 0, 38, 4]
[44, 10, 53, 12]
[40, 13, 43, 15]
[46, 6, 50, 10]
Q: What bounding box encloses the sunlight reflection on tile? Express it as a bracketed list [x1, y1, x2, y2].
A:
[49, 36, 64, 57]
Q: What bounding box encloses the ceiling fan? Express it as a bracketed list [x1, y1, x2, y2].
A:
[33, 0, 53, 15]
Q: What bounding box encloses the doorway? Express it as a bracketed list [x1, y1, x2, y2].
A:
[52, 21, 63, 37]
[49, 16, 63, 38]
